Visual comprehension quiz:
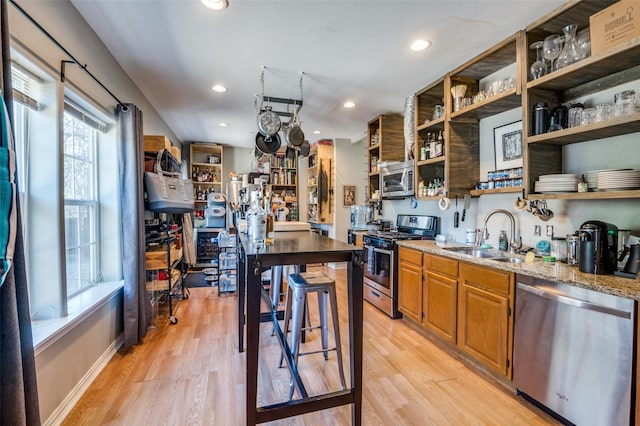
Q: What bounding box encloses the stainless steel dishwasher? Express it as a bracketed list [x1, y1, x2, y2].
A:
[514, 274, 635, 426]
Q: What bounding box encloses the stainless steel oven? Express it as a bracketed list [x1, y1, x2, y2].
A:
[362, 214, 439, 318]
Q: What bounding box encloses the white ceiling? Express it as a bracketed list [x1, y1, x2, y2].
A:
[71, 0, 564, 149]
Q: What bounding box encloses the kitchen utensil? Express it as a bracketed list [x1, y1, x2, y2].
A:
[438, 196, 451, 211]
[461, 194, 470, 221]
[257, 106, 281, 137]
[298, 139, 310, 157]
[453, 196, 459, 228]
[255, 131, 281, 154]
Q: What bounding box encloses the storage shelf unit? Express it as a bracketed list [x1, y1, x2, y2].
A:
[190, 143, 224, 219]
[368, 114, 405, 199]
[522, 0, 639, 200]
[267, 150, 298, 221]
[307, 140, 334, 224]
[410, 0, 640, 201]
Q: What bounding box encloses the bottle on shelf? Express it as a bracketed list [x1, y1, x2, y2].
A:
[435, 131, 444, 157]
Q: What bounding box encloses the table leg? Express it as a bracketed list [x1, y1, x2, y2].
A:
[238, 246, 246, 353]
[348, 254, 363, 425]
[246, 262, 261, 426]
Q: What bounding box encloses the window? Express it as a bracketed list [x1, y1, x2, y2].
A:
[11, 59, 120, 320]
[63, 106, 99, 296]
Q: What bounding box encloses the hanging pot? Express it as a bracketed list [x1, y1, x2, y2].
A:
[257, 106, 281, 137]
[285, 144, 296, 160]
[255, 132, 281, 154]
[298, 139, 310, 157]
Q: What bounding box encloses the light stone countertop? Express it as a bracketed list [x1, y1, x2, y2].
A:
[396, 240, 640, 301]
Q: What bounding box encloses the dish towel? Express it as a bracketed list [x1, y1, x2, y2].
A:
[367, 247, 375, 274]
[0, 92, 17, 287]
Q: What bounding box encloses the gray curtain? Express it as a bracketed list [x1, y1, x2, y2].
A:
[0, 0, 41, 423]
[117, 103, 149, 347]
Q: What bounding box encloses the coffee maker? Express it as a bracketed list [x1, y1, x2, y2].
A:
[578, 221, 618, 275]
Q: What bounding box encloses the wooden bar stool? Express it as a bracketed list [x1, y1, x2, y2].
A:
[280, 271, 346, 400]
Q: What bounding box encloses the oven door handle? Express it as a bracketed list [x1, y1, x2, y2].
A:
[373, 247, 393, 256]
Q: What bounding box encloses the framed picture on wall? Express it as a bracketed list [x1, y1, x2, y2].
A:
[343, 185, 356, 207]
[494, 120, 523, 170]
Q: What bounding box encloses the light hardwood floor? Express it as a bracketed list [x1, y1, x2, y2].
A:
[63, 266, 559, 425]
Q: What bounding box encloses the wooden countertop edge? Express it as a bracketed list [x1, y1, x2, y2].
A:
[396, 240, 640, 301]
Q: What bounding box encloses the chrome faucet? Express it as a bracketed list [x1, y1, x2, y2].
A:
[481, 209, 522, 253]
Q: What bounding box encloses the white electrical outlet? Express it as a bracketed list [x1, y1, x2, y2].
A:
[546, 225, 554, 237]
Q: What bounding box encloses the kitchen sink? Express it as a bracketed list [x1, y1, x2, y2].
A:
[442, 247, 503, 258]
[491, 256, 525, 264]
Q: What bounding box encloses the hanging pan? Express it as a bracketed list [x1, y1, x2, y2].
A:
[255, 132, 281, 155]
[298, 140, 310, 157]
[284, 107, 305, 147]
[285, 144, 296, 160]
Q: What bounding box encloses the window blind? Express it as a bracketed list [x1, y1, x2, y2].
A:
[64, 101, 108, 133]
[11, 62, 42, 111]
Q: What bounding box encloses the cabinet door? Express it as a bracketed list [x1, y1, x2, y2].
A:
[397, 257, 422, 323]
[423, 270, 457, 343]
[457, 282, 509, 376]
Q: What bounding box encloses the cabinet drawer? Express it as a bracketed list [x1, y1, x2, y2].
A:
[364, 284, 392, 315]
[399, 246, 422, 265]
[459, 262, 512, 296]
[424, 253, 458, 277]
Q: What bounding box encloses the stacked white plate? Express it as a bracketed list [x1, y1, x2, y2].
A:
[584, 168, 631, 190]
[534, 173, 578, 193]
[596, 169, 640, 191]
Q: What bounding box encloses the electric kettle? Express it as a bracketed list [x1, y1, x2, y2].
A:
[621, 235, 640, 275]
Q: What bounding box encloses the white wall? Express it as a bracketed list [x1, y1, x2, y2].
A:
[334, 138, 368, 242]
[8, 1, 181, 422]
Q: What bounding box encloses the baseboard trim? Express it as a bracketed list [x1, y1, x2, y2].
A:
[43, 333, 124, 426]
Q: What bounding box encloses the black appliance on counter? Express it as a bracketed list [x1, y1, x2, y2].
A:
[361, 214, 439, 318]
[578, 220, 618, 275]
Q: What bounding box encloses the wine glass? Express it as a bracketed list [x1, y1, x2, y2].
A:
[543, 34, 562, 72]
[529, 41, 547, 80]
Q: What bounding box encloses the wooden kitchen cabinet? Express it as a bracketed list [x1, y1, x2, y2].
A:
[422, 253, 458, 343]
[367, 114, 405, 200]
[397, 246, 423, 323]
[457, 262, 514, 378]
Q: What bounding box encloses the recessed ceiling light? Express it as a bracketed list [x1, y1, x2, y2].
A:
[343, 101, 356, 108]
[218, 122, 228, 127]
[212, 85, 227, 93]
[201, 0, 228, 10]
[410, 39, 431, 51]
[313, 130, 321, 135]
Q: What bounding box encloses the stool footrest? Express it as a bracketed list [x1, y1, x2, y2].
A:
[298, 347, 337, 357]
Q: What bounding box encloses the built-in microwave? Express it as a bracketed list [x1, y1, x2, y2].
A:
[380, 160, 414, 199]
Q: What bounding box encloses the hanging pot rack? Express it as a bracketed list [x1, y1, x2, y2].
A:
[256, 68, 304, 127]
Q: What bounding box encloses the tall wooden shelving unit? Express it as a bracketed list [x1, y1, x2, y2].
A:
[307, 140, 334, 224]
[412, 0, 640, 203]
[367, 114, 405, 199]
[190, 143, 224, 220]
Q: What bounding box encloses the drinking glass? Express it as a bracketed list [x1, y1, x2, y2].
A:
[529, 41, 547, 80]
[576, 27, 591, 59]
[543, 34, 562, 71]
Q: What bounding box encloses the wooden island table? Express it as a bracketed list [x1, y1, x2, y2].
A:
[237, 230, 363, 425]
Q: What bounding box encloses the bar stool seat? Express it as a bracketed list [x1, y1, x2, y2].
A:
[280, 271, 346, 400]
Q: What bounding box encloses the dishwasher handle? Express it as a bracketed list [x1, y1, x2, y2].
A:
[517, 282, 632, 319]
